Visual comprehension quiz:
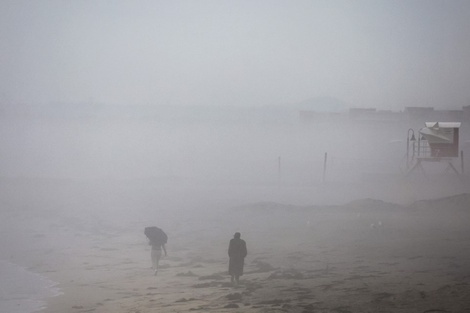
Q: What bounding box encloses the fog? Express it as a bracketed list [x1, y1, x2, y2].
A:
[2, 0, 470, 109]
[1, 3, 470, 311]
[1, 104, 469, 208]
[1, 0, 470, 203]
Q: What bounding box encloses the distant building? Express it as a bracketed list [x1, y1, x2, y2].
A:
[463, 105, 470, 120]
[300, 105, 469, 126]
[404, 107, 435, 120]
[299, 110, 346, 123]
[349, 108, 377, 120]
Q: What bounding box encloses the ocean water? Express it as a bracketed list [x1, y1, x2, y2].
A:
[0, 260, 61, 313]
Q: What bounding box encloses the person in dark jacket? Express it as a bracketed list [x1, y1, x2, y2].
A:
[228, 232, 247, 285]
[144, 226, 167, 276]
[149, 235, 167, 276]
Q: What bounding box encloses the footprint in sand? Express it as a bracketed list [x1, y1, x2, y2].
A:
[176, 271, 198, 277]
[198, 274, 225, 280]
[224, 303, 239, 308]
[175, 298, 197, 303]
[192, 281, 221, 288]
[257, 299, 292, 305]
[267, 269, 304, 280]
[225, 293, 242, 301]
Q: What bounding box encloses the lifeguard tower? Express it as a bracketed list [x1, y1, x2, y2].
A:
[406, 122, 464, 177]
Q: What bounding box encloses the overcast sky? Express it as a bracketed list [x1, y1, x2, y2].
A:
[1, 0, 470, 110]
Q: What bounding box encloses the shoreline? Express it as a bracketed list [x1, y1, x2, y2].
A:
[0, 259, 61, 313]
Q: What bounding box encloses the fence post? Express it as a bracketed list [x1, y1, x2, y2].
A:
[461, 150, 465, 175]
[322, 152, 328, 183]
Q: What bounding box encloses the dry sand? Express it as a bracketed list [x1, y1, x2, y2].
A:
[1, 179, 470, 313]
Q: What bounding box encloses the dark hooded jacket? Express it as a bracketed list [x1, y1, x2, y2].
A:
[228, 237, 247, 276]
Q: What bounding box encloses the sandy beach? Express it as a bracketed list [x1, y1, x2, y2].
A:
[1, 178, 470, 313]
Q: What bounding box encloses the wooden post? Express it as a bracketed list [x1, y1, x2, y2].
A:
[406, 136, 409, 170]
[322, 152, 328, 183]
[461, 150, 465, 175]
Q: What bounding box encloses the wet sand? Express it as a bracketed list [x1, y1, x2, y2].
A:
[1, 179, 470, 312]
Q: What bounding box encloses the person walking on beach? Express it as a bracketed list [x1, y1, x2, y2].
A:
[228, 232, 247, 285]
[144, 226, 167, 276]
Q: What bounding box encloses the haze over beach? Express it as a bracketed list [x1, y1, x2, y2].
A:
[1, 1, 470, 312]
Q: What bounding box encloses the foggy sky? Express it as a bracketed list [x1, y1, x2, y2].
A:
[2, 0, 470, 110]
